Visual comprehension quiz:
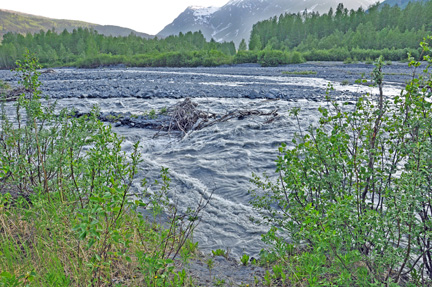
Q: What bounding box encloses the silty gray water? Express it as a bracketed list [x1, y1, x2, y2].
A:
[0, 62, 410, 258]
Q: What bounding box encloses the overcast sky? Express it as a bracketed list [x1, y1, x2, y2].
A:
[1, 0, 231, 35]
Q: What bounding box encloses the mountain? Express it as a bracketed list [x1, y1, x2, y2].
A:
[0, 9, 152, 40]
[379, 0, 426, 8]
[157, 0, 377, 46]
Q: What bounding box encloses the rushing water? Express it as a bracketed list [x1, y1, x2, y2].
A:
[55, 96, 324, 257]
[0, 63, 411, 257]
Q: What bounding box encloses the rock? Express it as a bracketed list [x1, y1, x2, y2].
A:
[265, 93, 276, 99]
[269, 88, 279, 95]
[247, 89, 260, 99]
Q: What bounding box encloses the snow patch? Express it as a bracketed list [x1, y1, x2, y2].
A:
[187, 6, 219, 25]
[189, 6, 220, 17]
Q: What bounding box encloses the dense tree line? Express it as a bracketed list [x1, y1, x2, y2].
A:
[248, 1, 432, 61]
[0, 28, 236, 68]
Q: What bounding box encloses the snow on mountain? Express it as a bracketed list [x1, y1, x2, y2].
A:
[191, 6, 220, 17]
[157, 0, 377, 46]
[187, 6, 219, 25]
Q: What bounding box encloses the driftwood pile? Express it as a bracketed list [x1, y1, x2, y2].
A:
[163, 98, 216, 134]
[157, 98, 278, 137]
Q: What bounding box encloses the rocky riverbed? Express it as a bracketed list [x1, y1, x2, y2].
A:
[0, 62, 415, 262]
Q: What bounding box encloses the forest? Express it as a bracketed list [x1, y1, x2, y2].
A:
[0, 28, 236, 68]
[245, 1, 432, 63]
[0, 1, 432, 68]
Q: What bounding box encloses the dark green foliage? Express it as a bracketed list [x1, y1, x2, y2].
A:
[233, 50, 305, 66]
[249, 1, 432, 62]
[289, 51, 304, 64]
[233, 51, 258, 64]
[238, 39, 247, 51]
[0, 29, 235, 68]
[258, 50, 289, 67]
[302, 47, 350, 61]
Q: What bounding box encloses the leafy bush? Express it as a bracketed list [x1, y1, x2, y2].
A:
[240, 254, 250, 266]
[289, 51, 305, 64]
[303, 47, 350, 61]
[251, 36, 432, 285]
[75, 53, 128, 68]
[258, 50, 289, 67]
[211, 249, 227, 257]
[234, 50, 259, 64]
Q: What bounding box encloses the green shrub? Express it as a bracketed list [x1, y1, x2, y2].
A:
[289, 51, 305, 64]
[240, 254, 250, 266]
[303, 47, 350, 61]
[75, 53, 127, 68]
[234, 50, 258, 64]
[251, 36, 432, 285]
[211, 249, 227, 257]
[343, 57, 353, 64]
[365, 58, 374, 64]
[258, 50, 289, 67]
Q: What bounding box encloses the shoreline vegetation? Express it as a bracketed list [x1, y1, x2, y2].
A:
[0, 52, 211, 286]
[1, 3, 432, 69]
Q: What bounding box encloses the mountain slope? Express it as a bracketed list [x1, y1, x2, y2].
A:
[379, 0, 426, 8]
[157, 0, 377, 46]
[0, 9, 152, 40]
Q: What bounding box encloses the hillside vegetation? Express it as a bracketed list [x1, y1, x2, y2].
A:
[0, 9, 151, 41]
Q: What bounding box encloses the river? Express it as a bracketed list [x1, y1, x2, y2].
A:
[0, 62, 414, 257]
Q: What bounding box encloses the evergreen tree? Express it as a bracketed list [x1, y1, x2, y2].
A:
[238, 39, 247, 51]
[249, 34, 262, 51]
